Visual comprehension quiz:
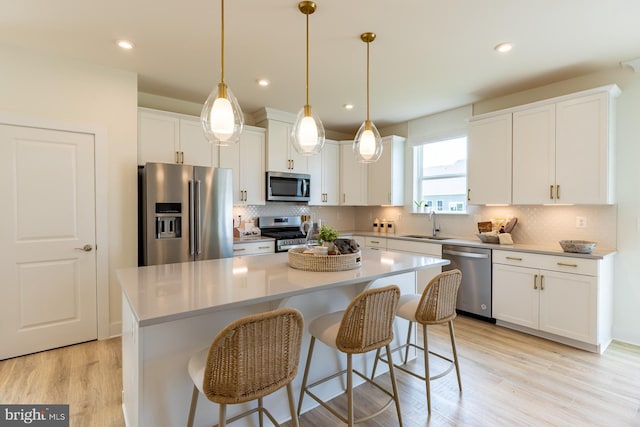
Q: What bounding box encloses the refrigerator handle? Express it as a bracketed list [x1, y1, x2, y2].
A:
[195, 180, 202, 255]
[188, 180, 195, 256]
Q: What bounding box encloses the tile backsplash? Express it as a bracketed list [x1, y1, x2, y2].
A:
[234, 203, 617, 250]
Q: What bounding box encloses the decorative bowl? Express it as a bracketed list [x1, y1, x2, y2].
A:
[559, 240, 596, 254]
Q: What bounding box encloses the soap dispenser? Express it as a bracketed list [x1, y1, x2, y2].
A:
[373, 218, 380, 232]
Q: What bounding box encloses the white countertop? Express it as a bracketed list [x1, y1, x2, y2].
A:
[118, 249, 449, 327]
[345, 231, 616, 259]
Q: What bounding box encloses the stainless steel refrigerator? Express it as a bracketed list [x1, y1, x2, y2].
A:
[139, 162, 233, 266]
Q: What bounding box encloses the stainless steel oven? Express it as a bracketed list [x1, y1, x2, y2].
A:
[258, 216, 317, 252]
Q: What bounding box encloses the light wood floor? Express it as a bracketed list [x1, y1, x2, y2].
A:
[1, 316, 639, 426]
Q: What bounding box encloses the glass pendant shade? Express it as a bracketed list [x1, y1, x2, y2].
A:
[201, 82, 244, 146]
[292, 105, 325, 156]
[353, 120, 382, 163]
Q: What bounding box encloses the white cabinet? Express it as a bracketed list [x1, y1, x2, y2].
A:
[387, 239, 442, 293]
[232, 240, 275, 256]
[367, 135, 405, 206]
[513, 89, 617, 204]
[255, 108, 309, 174]
[364, 236, 387, 250]
[137, 108, 217, 167]
[219, 126, 266, 205]
[309, 140, 339, 205]
[492, 250, 613, 353]
[467, 113, 512, 205]
[340, 141, 367, 205]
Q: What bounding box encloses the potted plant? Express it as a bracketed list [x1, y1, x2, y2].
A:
[317, 225, 339, 252]
[414, 199, 425, 212]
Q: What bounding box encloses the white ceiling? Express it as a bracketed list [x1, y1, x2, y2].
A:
[3, 0, 640, 134]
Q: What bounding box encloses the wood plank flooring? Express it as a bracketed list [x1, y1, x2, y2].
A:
[1, 316, 639, 426]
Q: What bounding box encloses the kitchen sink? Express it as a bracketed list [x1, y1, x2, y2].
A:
[401, 234, 452, 241]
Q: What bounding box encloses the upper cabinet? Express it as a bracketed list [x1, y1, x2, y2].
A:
[138, 108, 217, 167]
[219, 126, 266, 205]
[367, 135, 405, 206]
[467, 113, 512, 205]
[468, 84, 620, 206]
[512, 89, 618, 204]
[340, 141, 367, 206]
[309, 140, 340, 205]
[255, 108, 308, 174]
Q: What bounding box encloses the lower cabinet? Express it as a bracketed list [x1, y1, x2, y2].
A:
[232, 240, 275, 256]
[364, 236, 387, 250]
[492, 250, 613, 353]
[387, 239, 442, 293]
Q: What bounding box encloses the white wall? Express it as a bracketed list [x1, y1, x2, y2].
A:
[0, 44, 139, 336]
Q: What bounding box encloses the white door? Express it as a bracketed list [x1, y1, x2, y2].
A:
[0, 124, 97, 360]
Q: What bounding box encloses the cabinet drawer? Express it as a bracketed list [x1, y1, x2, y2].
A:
[365, 236, 387, 250]
[493, 250, 597, 276]
[233, 240, 275, 256]
[387, 239, 441, 256]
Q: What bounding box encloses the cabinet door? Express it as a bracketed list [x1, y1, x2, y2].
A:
[367, 136, 404, 206]
[266, 120, 308, 174]
[240, 129, 266, 205]
[219, 142, 242, 204]
[492, 264, 539, 329]
[555, 92, 611, 204]
[308, 146, 323, 205]
[539, 270, 597, 343]
[512, 105, 556, 204]
[179, 119, 216, 167]
[340, 142, 367, 205]
[322, 141, 340, 205]
[138, 110, 179, 165]
[467, 113, 512, 204]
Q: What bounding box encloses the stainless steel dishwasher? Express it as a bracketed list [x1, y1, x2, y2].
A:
[442, 245, 494, 322]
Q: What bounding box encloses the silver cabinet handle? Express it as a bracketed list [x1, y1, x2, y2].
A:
[75, 244, 93, 252]
[443, 249, 489, 259]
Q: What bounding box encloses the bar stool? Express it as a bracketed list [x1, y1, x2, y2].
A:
[297, 285, 403, 426]
[373, 269, 462, 413]
[186, 308, 304, 427]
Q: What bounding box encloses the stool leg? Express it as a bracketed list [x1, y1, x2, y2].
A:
[449, 320, 462, 391]
[286, 383, 300, 427]
[219, 403, 227, 427]
[297, 336, 316, 416]
[370, 347, 382, 379]
[423, 325, 432, 414]
[386, 344, 403, 427]
[258, 397, 264, 427]
[186, 385, 198, 427]
[347, 353, 354, 427]
[403, 320, 414, 364]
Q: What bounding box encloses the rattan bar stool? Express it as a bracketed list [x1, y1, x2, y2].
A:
[372, 269, 462, 413]
[297, 285, 403, 426]
[186, 308, 304, 427]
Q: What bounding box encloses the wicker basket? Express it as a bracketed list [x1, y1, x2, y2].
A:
[288, 248, 362, 272]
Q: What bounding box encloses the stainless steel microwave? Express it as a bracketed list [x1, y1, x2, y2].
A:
[266, 171, 311, 202]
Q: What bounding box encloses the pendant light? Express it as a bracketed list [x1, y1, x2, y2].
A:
[201, 0, 244, 146]
[353, 32, 383, 163]
[291, 1, 325, 156]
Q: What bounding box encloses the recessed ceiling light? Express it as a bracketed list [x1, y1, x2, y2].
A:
[494, 42, 513, 54]
[116, 40, 135, 50]
[257, 79, 270, 87]
[343, 103, 354, 110]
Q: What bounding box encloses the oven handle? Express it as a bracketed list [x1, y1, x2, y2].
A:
[443, 249, 489, 259]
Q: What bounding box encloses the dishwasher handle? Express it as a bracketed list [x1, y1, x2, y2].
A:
[442, 249, 490, 259]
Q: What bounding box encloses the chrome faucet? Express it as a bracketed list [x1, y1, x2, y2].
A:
[430, 210, 440, 237]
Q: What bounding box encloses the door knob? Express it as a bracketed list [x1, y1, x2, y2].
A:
[75, 244, 93, 252]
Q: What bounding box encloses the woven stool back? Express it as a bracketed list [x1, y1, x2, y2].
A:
[203, 308, 304, 405]
[415, 269, 462, 325]
[337, 285, 401, 354]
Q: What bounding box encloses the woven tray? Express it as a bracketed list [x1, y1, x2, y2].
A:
[288, 248, 362, 272]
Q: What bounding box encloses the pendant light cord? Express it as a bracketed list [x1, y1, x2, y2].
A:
[366, 39, 370, 122]
[305, 12, 310, 106]
[220, 0, 225, 84]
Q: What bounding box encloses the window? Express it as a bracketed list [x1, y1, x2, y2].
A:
[414, 136, 467, 213]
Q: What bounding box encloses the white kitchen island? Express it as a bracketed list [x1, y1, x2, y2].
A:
[118, 249, 449, 427]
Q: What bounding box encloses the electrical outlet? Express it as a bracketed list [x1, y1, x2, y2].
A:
[576, 216, 587, 228]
